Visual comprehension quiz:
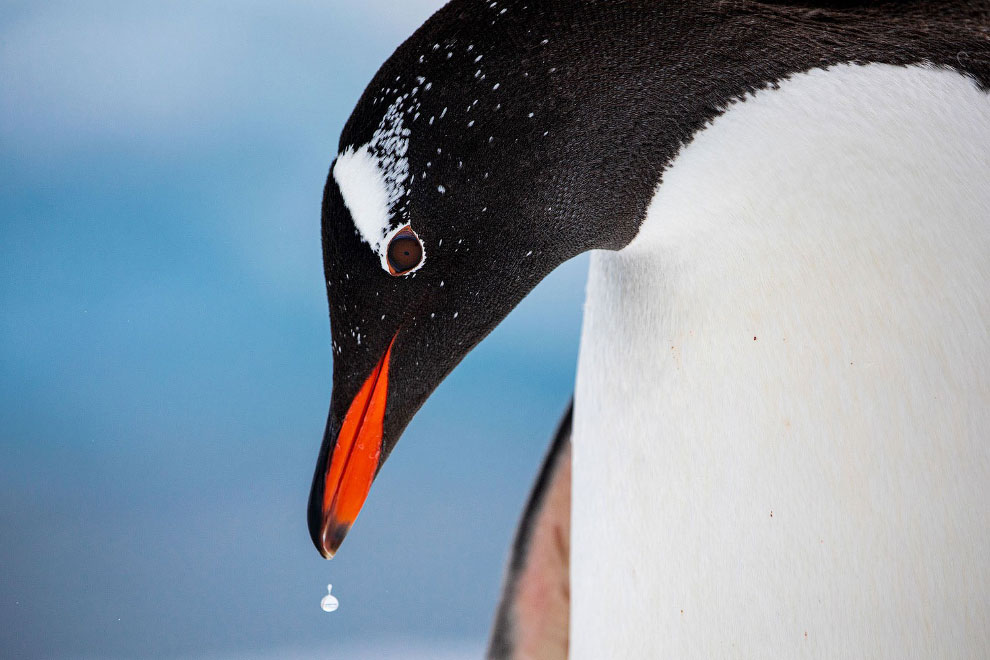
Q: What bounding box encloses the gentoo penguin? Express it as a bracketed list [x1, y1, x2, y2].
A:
[308, 1, 990, 657]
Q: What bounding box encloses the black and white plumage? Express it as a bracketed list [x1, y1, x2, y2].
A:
[309, 1, 990, 657]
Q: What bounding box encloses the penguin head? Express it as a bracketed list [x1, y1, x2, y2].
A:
[308, 2, 642, 558]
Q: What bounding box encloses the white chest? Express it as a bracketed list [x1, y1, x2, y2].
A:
[570, 64, 990, 658]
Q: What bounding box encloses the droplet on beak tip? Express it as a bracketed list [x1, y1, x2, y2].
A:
[320, 518, 351, 559]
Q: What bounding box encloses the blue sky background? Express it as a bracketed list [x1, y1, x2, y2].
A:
[0, 2, 587, 658]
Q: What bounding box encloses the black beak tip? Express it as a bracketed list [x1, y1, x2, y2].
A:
[307, 482, 352, 560]
[320, 519, 351, 559]
[307, 480, 328, 557]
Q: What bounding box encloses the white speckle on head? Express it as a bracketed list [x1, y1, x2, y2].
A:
[438, 184, 446, 194]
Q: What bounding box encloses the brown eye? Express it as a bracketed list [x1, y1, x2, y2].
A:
[386, 226, 424, 275]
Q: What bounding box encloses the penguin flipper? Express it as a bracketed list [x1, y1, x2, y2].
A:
[487, 401, 572, 660]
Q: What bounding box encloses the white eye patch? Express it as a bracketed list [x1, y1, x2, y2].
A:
[334, 145, 393, 256]
[334, 151, 427, 276]
[333, 92, 419, 274]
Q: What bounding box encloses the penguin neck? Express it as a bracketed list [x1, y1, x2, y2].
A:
[569, 63, 990, 656]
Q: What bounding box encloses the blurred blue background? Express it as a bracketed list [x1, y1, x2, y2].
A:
[0, 2, 587, 658]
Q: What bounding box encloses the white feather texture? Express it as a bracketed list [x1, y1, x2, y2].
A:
[333, 145, 393, 249]
[571, 63, 990, 658]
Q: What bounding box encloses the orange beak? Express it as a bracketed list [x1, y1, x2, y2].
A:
[317, 336, 395, 558]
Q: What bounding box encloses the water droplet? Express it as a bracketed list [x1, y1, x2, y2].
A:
[321, 584, 339, 613]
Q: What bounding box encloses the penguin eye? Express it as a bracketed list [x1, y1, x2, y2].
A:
[386, 226, 424, 275]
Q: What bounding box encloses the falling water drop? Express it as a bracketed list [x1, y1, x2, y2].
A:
[321, 584, 339, 613]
